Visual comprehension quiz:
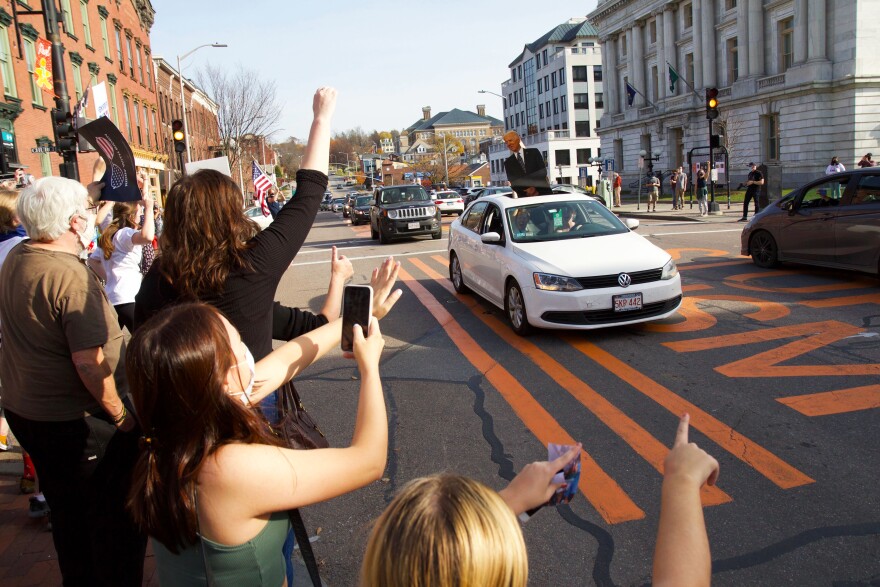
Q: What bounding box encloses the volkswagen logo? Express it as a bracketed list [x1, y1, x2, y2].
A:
[618, 273, 632, 288]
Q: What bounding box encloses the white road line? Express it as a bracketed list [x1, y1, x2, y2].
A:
[291, 248, 448, 266]
[647, 228, 743, 237]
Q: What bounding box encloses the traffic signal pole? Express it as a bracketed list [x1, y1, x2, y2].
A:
[705, 88, 719, 214]
[43, 0, 78, 180]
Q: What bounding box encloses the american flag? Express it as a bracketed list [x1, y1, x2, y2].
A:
[252, 161, 272, 217]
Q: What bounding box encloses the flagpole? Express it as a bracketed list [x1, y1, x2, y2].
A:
[667, 61, 701, 101]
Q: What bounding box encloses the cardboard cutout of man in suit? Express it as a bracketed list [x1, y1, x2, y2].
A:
[503, 131, 553, 198]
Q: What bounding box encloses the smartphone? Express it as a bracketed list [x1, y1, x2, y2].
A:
[341, 285, 373, 353]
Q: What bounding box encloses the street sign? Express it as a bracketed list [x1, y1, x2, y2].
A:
[2, 131, 14, 146]
[31, 146, 55, 154]
[604, 158, 615, 171]
[637, 156, 644, 169]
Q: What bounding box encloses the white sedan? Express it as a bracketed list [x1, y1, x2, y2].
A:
[447, 194, 682, 335]
[433, 190, 465, 215]
[244, 206, 273, 230]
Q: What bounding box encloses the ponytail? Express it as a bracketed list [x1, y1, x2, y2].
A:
[98, 202, 138, 260]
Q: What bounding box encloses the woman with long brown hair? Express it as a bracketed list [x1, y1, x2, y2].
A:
[127, 302, 389, 585]
[88, 195, 154, 332]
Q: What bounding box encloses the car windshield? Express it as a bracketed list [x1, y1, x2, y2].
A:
[332, 198, 345, 204]
[356, 195, 372, 206]
[506, 200, 628, 243]
[435, 192, 458, 199]
[380, 187, 431, 204]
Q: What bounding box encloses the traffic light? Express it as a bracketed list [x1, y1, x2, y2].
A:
[705, 87, 719, 120]
[52, 108, 77, 155]
[710, 134, 722, 149]
[171, 119, 186, 153]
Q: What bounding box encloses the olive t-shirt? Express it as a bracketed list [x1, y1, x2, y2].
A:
[0, 243, 128, 421]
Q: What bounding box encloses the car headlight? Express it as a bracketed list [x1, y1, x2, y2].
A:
[388, 209, 399, 219]
[533, 273, 583, 292]
[660, 259, 678, 280]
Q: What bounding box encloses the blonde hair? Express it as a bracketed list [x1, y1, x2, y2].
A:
[0, 188, 20, 232]
[360, 474, 528, 587]
[98, 202, 139, 259]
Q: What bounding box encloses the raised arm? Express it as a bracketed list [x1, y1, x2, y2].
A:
[652, 414, 718, 587]
[131, 193, 155, 246]
[300, 87, 336, 174]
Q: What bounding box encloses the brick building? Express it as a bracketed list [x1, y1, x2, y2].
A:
[0, 0, 169, 198]
[153, 56, 220, 192]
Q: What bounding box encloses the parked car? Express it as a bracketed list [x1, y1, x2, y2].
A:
[464, 186, 513, 207]
[741, 168, 880, 274]
[244, 206, 273, 230]
[447, 193, 682, 335]
[330, 197, 346, 213]
[550, 183, 607, 207]
[350, 194, 373, 226]
[321, 192, 333, 210]
[370, 185, 442, 244]
[462, 188, 485, 207]
[433, 190, 465, 216]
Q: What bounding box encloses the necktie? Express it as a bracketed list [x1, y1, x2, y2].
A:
[516, 152, 526, 171]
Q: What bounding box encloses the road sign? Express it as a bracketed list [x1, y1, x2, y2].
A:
[604, 158, 615, 171]
[638, 156, 644, 169]
[31, 146, 54, 154]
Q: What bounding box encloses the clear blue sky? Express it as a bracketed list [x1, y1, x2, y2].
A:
[150, 0, 599, 141]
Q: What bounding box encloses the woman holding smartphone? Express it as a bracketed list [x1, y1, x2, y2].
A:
[127, 303, 390, 585]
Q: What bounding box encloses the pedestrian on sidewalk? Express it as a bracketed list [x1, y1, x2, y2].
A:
[739, 162, 764, 221]
[697, 169, 708, 216]
[857, 153, 875, 168]
[613, 171, 622, 207]
[675, 166, 687, 210]
[647, 172, 660, 212]
[825, 156, 845, 175]
[670, 170, 679, 210]
[0, 177, 146, 585]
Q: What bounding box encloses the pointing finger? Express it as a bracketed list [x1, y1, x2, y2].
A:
[331, 245, 338, 263]
[674, 413, 690, 447]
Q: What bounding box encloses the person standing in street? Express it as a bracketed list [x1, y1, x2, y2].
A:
[857, 153, 875, 168]
[825, 157, 846, 175]
[613, 171, 622, 207]
[267, 189, 282, 219]
[739, 162, 764, 221]
[0, 177, 146, 586]
[647, 172, 660, 212]
[502, 131, 552, 198]
[697, 169, 708, 217]
[675, 166, 687, 210]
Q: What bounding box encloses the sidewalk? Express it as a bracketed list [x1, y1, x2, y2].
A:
[611, 194, 753, 223]
[0, 441, 320, 586]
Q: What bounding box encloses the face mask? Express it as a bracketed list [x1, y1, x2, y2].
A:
[231, 343, 256, 405]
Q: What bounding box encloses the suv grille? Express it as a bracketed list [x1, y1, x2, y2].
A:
[576, 268, 663, 290]
[395, 207, 434, 219]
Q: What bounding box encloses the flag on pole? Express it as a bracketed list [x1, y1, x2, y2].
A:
[252, 161, 272, 217]
[625, 82, 637, 106]
[668, 63, 680, 92]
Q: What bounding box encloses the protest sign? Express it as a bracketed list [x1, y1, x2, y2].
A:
[77, 117, 140, 201]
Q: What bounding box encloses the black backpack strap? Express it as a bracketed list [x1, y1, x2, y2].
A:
[289, 508, 322, 586]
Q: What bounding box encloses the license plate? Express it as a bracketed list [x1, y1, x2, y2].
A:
[613, 292, 643, 312]
[407, 222, 420, 230]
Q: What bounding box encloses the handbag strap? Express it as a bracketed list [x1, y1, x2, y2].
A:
[191, 487, 216, 587]
[290, 508, 322, 587]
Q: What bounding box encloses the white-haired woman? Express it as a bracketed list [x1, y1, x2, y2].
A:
[0, 177, 146, 585]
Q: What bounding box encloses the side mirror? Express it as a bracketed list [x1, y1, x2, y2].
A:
[782, 200, 795, 212]
[624, 218, 640, 230]
[481, 232, 502, 244]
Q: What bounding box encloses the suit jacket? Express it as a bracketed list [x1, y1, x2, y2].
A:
[504, 147, 552, 198]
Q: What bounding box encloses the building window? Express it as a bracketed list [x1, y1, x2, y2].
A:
[685, 53, 695, 87]
[152, 110, 158, 147]
[542, 49, 547, 66]
[575, 121, 591, 137]
[593, 65, 602, 82]
[614, 139, 624, 171]
[544, 75, 549, 89]
[146, 53, 153, 89]
[60, 0, 74, 35]
[595, 93, 604, 109]
[551, 71, 556, 87]
[115, 27, 123, 71]
[727, 37, 739, 83]
[122, 96, 131, 140]
[79, 1, 92, 46]
[108, 79, 118, 125]
[100, 15, 110, 58]
[511, 67, 516, 82]
[519, 88, 523, 102]
[536, 54, 541, 70]
[518, 64, 522, 79]
[0, 26, 17, 97]
[561, 95, 567, 111]
[555, 149, 571, 165]
[559, 68, 565, 85]
[574, 93, 589, 109]
[133, 100, 142, 144]
[621, 34, 627, 56]
[143, 104, 150, 148]
[71, 62, 83, 100]
[683, 3, 693, 29]
[125, 36, 134, 77]
[539, 103, 544, 118]
[537, 78, 542, 94]
[779, 17, 794, 72]
[572, 66, 588, 81]
[553, 98, 558, 115]
[24, 39, 43, 106]
[649, 20, 657, 44]
[763, 113, 779, 161]
[89, 67, 97, 88]
[651, 66, 659, 101]
[725, 0, 737, 10]
[576, 148, 592, 164]
[136, 45, 144, 83]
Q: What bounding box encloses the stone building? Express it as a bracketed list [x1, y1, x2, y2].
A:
[400, 106, 504, 163]
[488, 18, 605, 188]
[587, 0, 880, 189]
[0, 0, 164, 198]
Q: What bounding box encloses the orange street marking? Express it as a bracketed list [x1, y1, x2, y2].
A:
[778, 385, 880, 416]
[682, 284, 714, 292]
[724, 271, 873, 294]
[666, 247, 731, 262]
[665, 321, 880, 378]
[398, 266, 644, 523]
[416, 256, 731, 508]
[565, 339, 814, 489]
[800, 293, 880, 308]
[678, 260, 751, 271]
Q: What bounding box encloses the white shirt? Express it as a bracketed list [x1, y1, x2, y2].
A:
[826, 163, 846, 175]
[89, 227, 143, 305]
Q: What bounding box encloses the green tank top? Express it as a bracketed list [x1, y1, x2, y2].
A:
[152, 511, 290, 586]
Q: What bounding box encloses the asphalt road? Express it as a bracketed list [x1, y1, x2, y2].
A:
[274, 192, 880, 586]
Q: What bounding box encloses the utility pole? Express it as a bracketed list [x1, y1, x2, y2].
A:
[41, 0, 78, 179]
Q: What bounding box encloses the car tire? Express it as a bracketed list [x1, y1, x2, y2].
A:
[379, 229, 390, 244]
[370, 223, 378, 239]
[505, 280, 533, 336]
[449, 252, 470, 294]
[750, 230, 779, 268]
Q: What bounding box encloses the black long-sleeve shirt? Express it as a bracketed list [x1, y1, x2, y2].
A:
[134, 169, 326, 361]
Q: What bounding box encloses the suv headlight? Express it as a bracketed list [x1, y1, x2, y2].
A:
[388, 209, 399, 220]
[660, 259, 678, 280]
[533, 273, 583, 292]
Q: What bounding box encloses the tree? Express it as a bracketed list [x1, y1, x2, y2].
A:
[196, 64, 283, 178]
[274, 135, 306, 178]
[714, 111, 747, 169]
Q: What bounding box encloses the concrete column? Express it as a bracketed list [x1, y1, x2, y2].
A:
[748, 0, 764, 77]
[605, 37, 617, 115]
[663, 8, 677, 95]
[794, 0, 808, 64]
[626, 27, 636, 109]
[692, 0, 704, 89]
[631, 23, 645, 106]
[701, 0, 717, 87]
[656, 13, 666, 100]
[737, 0, 749, 77]
[807, 0, 826, 61]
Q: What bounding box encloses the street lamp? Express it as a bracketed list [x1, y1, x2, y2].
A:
[638, 150, 662, 211]
[177, 42, 227, 163]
